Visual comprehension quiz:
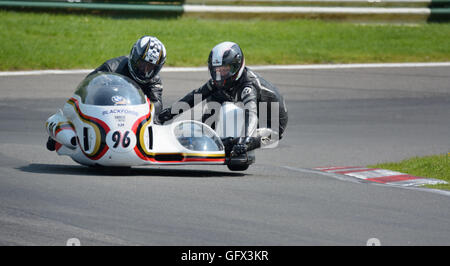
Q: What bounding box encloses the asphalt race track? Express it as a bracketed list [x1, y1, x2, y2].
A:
[0, 66, 449, 245]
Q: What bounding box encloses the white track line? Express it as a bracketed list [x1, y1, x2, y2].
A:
[198, 0, 431, 3]
[1, 62, 449, 77]
[0, 69, 92, 77]
[250, 62, 450, 70]
[183, 5, 432, 15]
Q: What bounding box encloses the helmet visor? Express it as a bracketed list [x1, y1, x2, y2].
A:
[134, 58, 156, 79]
[212, 65, 233, 82]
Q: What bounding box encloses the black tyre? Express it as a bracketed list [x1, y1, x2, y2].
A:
[227, 164, 249, 171]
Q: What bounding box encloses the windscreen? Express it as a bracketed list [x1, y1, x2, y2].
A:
[74, 73, 146, 106]
[174, 122, 224, 152]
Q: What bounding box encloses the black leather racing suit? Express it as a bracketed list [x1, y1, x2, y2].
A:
[88, 56, 164, 115]
[174, 67, 288, 139]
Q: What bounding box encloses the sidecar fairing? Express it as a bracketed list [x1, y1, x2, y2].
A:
[46, 73, 226, 167]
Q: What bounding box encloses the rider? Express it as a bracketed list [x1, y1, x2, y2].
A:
[47, 35, 167, 151]
[158, 41, 288, 156]
[87, 35, 166, 115]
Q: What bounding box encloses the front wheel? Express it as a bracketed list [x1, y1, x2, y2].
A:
[227, 164, 249, 171]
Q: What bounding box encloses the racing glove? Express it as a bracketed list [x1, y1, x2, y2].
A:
[230, 136, 261, 157]
[222, 137, 234, 155]
[231, 144, 247, 157]
[158, 107, 174, 123]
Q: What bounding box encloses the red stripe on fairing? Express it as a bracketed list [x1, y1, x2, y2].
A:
[154, 158, 225, 164]
[91, 146, 109, 161]
[334, 168, 378, 174]
[132, 100, 152, 133]
[133, 100, 152, 161]
[55, 142, 62, 152]
[184, 158, 225, 163]
[133, 157, 225, 164]
[366, 175, 421, 184]
[135, 151, 154, 162]
[69, 97, 110, 160]
[69, 97, 111, 133]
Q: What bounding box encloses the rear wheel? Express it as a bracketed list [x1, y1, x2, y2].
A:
[227, 164, 249, 171]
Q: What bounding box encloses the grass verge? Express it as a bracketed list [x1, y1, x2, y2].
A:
[369, 154, 450, 190]
[1, 10, 450, 70]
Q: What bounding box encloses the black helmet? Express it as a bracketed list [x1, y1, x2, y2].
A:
[208, 42, 245, 90]
[128, 36, 166, 84]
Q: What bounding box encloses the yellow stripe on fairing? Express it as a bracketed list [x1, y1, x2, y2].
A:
[68, 100, 102, 157]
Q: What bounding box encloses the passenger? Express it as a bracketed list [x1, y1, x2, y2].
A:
[158, 41, 288, 156]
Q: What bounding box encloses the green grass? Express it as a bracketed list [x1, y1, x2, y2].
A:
[1, 10, 450, 70]
[369, 154, 450, 190]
